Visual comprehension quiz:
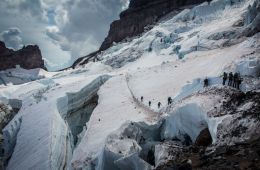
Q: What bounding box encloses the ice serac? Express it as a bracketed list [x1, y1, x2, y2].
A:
[4, 75, 110, 170]
[100, 0, 207, 51]
[243, 0, 260, 36]
[57, 75, 110, 145]
[0, 41, 45, 71]
[96, 121, 163, 170]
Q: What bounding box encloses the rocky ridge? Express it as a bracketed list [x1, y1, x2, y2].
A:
[0, 41, 45, 71]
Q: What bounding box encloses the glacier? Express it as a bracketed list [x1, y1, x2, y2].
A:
[0, 0, 259, 169]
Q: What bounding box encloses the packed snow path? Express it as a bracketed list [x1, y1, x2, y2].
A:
[125, 74, 161, 117]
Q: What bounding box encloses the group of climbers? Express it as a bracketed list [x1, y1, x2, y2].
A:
[226, 72, 243, 89]
[204, 72, 243, 90]
[140, 96, 173, 109]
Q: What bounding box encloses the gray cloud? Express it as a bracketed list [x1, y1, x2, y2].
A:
[19, 0, 44, 18]
[0, 27, 23, 50]
[48, 0, 130, 61]
[0, 0, 129, 70]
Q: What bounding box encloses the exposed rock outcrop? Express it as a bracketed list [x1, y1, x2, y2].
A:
[0, 41, 45, 71]
[155, 137, 260, 170]
[195, 128, 212, 147]
[100, 0, 207, 51]
[71, 50, 99, 69]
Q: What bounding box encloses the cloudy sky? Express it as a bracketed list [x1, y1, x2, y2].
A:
[0, 0, 129, 71]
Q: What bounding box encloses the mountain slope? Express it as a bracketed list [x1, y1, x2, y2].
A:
[0, 0, 259, 169]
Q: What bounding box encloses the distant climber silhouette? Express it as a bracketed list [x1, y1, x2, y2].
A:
[141, 96, 144, 102]
[158, 102, 161, 108]
[228, 72, 233, 86]
[237, 76, 243, 90]
[223, 72, 227, 85]
[149, 101, 151, 107]
[204, 78, 209, 87]
[233, 72, 239, 88]
[168, 97, 172, 105]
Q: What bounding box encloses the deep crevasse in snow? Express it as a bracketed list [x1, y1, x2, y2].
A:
[2, 75, 110, 170]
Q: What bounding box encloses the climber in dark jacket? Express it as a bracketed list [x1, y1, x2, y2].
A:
[204, 78, 209, 87]
[237, 76, 243, 90]
[141, 96, 144, 102]
[158, 102, 161, 108]
[228, 72, 233, 86]
[233, 72, 239, 88]
[223, 72, 227, 85]
[168, 97, 172, 105]
[149, 101, 151, 107]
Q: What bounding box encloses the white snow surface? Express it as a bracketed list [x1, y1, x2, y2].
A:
[0, 0, 259, 169]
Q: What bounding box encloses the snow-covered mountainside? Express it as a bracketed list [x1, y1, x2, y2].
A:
[0, 0, 259, 169]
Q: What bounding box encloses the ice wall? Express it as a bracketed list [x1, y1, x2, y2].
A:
[4, 75, 110, 170]
[162, 95, 227, 144]
[97, 121, 162, 170]
[57, 75, 110, 145]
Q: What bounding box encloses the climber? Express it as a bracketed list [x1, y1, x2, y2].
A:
[149, 101, 151, 107]
[228, 72, 233, 86]
[223, 72, 227, 85]
[233, 72, 239, 88]
[141, 96, 144, 102]
[158, 102, 161, 108]
[139, 136, 146, 144]
[204, 77, 209, 87]
[237, 75, 243, 90]
[184, 134, 192, 146]
[147, 146, 155, 166]
[168, 97, 172, 105]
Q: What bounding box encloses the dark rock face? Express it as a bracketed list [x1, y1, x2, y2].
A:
[155, 138, 260, 170]
[71, 50, 99, 69]
[0, 41, 45, 71]
[195, 128, 212, 147]
[100, 0, 206, 51]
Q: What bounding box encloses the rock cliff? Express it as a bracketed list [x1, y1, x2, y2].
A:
[0, 41, 45, 71]
[100, 0, 207, 51]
